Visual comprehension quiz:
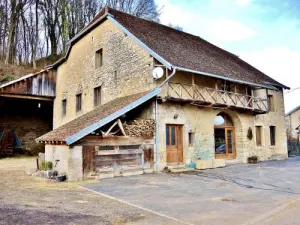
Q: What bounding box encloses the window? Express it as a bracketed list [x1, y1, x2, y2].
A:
[256, 126, 262, 146]
[270, 126, 276, 146]
[267, 95, 274, 112]
[219, 80, 232, 92]
[94, 86, 101, 107]
[95, 48, 103, 68]
[188, 132, 194, 147]
[76, 94, 82, 112]
[62, 99, 67, 117]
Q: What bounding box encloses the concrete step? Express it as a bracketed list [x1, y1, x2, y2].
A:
[169, 167, 195, 173]
[122, 169, 143, 177]
[167, 164, 186, 169]
[143, 168, 154, 174]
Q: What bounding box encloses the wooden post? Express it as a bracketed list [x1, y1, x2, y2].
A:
[192, 74, 195, 99]
[36, 158, 39, 170]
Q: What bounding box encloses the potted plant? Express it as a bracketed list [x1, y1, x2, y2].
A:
[247, 155, 258, 164]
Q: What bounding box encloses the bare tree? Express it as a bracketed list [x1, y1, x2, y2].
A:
[39, 0, 60, 57]
[0, 0, 161, 67]
[106, 0, 160, 21]
[5, 0, 29, 65]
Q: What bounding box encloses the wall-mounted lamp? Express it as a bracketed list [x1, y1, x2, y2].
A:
[174, 114, 178, 119]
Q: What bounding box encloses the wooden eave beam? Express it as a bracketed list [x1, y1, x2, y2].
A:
[0, 93, 54, 102]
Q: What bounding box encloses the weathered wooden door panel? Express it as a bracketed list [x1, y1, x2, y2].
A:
[166, 125, 183, 164]
[83, 146, 95, 177]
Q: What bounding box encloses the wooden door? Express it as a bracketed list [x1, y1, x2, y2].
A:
[225, 128, 236, 158]
[166, 125, 183, 164]
[215, 127, 236, 159]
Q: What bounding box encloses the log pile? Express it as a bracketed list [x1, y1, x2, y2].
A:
[123, 119, 155, 137]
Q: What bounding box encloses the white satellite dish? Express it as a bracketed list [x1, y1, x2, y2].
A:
[152, 67, 164, 80]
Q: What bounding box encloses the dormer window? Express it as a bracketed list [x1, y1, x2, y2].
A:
[95, 48, 103, 68]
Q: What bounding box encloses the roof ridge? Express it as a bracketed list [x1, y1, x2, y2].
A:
[50, 6, 289, 90]
[106, 7, 240, 57]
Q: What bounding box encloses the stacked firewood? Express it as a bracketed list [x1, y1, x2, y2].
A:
[123, 119, 155, 137]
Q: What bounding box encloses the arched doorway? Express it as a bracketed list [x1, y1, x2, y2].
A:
[214, 113, 236, 159]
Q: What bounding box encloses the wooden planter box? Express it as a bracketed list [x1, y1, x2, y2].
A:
[196, 159, 213, 169]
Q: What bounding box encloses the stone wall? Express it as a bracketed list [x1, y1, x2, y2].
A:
[155, 72, 288, 170]
[45, 145, 69, 173]
[286, 109, 300, 140]
[53, 19, 155, 129]
[0, 97, 53, 155]
[45, 144, 83, 181]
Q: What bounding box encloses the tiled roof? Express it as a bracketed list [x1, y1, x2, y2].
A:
[105, 8, 287, 89]
[52, 7, 289, 89]
[36, 90, 158, 144]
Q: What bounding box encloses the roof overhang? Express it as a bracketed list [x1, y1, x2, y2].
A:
[175, 66, 281, 90]
[0, 93, 54, 102]
[0, 68, 51, 89]
[286, 105, 300, 116]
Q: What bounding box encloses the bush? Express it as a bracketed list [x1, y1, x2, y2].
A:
[40, 161, 53, 171]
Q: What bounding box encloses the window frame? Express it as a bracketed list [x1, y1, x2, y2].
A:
[95, 48, 103, 68]
[62, 99, 67, 117]
[188, 132, 195, 147]
[94, 86, 102, 107]
[267, 95, 274, 112]
[256, 126, 262, 146]
[270, 126, 276, 146]
[76, 93, 82, 112]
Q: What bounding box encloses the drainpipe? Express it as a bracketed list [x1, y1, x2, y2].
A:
[155, 67, 176, 172]
[159, 67, 177, 88]
[155, 99, 159, 172]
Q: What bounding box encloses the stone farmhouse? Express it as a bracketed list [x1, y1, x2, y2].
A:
[286, 105, 300, 141]
[3, 7, 289, 181]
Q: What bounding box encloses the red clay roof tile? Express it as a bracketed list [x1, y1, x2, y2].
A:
[36, 91, 151, 143]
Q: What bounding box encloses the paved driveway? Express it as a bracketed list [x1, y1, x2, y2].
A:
[84, 157, 300, 225]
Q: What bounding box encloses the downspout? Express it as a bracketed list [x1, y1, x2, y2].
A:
[159, 67, 177, 88]
[155, 67, 176, 172]
[155, 99, 159, 172]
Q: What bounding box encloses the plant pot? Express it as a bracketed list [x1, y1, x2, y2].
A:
[55, 175, 66, 182]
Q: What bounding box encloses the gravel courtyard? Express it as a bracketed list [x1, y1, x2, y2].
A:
[0, 157, 171, 225]
[1, 157, 300, 225]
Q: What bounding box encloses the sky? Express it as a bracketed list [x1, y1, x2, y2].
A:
[156, 0, 300, 113]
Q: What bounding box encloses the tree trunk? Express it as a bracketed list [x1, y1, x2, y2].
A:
[32, 0, 38, 69]
[5, 0, 17, 65]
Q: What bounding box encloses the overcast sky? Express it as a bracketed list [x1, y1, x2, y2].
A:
[156, 0, 300, 113]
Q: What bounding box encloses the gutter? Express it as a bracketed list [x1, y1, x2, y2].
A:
[155, 99, 159, 172]
[159, 67, 177, 88]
